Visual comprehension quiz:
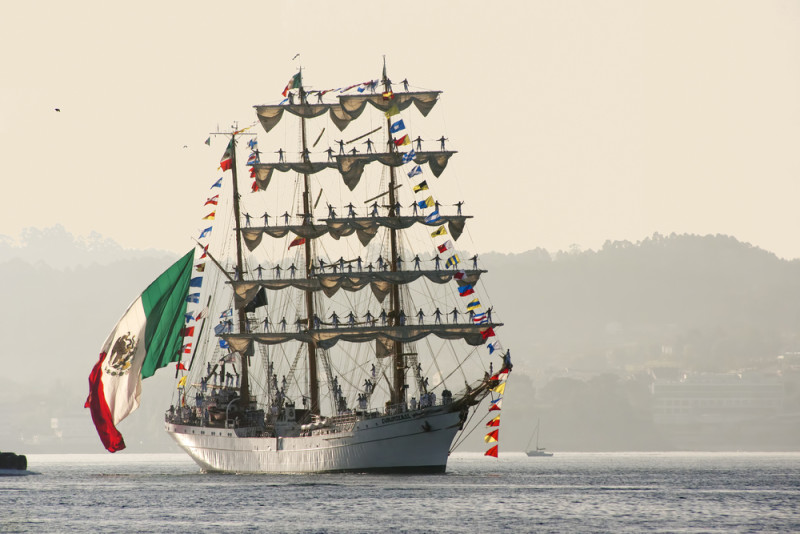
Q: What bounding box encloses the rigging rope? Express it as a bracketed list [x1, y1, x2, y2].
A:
[449, 399, 485, 453]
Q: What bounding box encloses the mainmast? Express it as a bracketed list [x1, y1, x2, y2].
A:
[239, 67, 468, 413]
[227, 130, 251, 408]
[298, 75, 321, 415]
[383, 61, 406, 406]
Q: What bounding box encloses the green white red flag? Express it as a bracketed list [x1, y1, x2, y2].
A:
[219, 139, 234, 171]
[282, 71, 302, 96]
[85, 250, 195, 452]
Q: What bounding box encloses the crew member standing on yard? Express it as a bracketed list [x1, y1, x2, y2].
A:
[363, 310, 375, 326]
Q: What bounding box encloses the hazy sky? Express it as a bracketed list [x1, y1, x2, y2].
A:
[2, 1, 799, 258]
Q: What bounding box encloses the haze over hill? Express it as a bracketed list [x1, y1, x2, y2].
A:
[0, 225, 175, 268]
[2, 227, 798, 453]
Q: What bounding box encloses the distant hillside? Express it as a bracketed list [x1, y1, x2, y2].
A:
[480, 234, 800, 451]
[0, 225, 174, 268]
[482, 233, 800, 374]
[0, 229, 179, 453]
[2, 229, 799, 452]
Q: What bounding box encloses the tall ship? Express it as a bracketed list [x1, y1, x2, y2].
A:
[87, 64, 512, 473]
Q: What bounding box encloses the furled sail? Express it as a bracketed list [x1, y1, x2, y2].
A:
[323, 215, 468, 244]
[252, 161, 336, 190]
[252, 151, 456, 192]
[336, 151, 455, 190]
[240, 216, 469, 251]
[338, 91, 441, 120]
[231, 269, 485, 306]
[241, 224, 329, 250]
[255, 103, 354, 133]
[253, 91, 439, 135]
[223, 321, 500, 351]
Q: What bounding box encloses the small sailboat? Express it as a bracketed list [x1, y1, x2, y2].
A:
[525, 419, 553, 457]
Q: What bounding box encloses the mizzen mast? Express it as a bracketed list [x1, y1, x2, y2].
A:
[383, 61, 406, 406]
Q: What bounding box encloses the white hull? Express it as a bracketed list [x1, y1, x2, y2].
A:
[166, 407, 464, 473]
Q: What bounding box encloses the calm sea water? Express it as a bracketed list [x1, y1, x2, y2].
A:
[1, 452, 798, 533]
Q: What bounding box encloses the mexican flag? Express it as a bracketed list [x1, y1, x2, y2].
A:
[281, 71, 302, 97]
[85, 250, 195, 452]
[219, 139, 234, 172]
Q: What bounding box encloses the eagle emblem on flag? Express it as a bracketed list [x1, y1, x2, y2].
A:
[103, 332, 138, 376]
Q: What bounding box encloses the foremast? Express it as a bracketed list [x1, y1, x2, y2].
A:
[225, 129, 252, 408]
